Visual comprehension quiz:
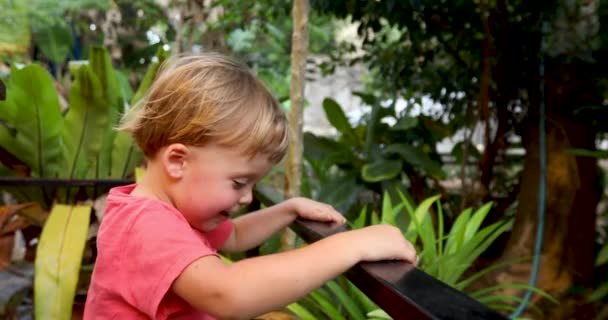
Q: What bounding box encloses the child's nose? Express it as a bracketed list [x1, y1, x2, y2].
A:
[238, 189, 252, 205]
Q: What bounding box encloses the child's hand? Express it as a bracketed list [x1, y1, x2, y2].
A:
[350, 225, 418, 265]
[286, 197, 346, 225]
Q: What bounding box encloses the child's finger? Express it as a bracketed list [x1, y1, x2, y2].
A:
[326, 210, 346, 224]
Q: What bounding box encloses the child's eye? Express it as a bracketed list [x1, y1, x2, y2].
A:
[232, 180, 247, 189]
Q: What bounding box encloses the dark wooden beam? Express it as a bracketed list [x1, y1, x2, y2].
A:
[0, 177, 133, 187]
[291, 219, 508, 320]
[253, 187, 508, 320]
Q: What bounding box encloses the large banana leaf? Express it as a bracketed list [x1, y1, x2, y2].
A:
[89, 47, 123, 179]
[61, 65, 108, 180]
[110, 131, 144, 178]
[0, 65, 63, 178]
[34, 204, 91, 320]
[131, 47, 167, 105]
[31, 20, 73, 65]
[111, 47, 166, 178]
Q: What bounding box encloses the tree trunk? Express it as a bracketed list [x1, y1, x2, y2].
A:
[281, 0, 309, 251]
[497, 61, 599, 317]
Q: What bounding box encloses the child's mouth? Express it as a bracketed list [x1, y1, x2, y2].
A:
[219, 211, 230, 217]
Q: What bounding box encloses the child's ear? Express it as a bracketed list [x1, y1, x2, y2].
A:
[162, 143, 189, 179]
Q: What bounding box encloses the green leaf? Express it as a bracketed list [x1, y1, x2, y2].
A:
[563, 148, 608, 158]
[35, 204, 91, 320]
[62, 65, 108, 180]
[380, 191, 404, 226]
[110, 132, 143, 178]
[371, 210, 380, 225]
[0, 65, 63, 178]
[396, 189, 415, 220]
[384, 143, 445, 179]
[322, 98, 358, 144]
[352, 91, 377, 106]
[442, 220, 511, 285]
[404, 195, 440, 244]
[115, 70, 134, 105]
[351, 207, 368, 229]
[445, 208, 472, 255]
[303, 132, 354, 164]
[346, 281, 378, 313]
[361, 159, 402, 183]
[309, 290, 346, 320]
[390, 115, 418, 131]
[596, 242, 608, 266]
[111, 48, 166, 178]
[470, 283, 557, 304]
[316, 173, 363, 214]
[131, 46, 167, 105]
[588, 282, 608, 302]
[367, 309, 392, 319]
[89, 47, 122, 178]
[326, 280, 366, 320]
[32, 20, 73, 64]
[437, 200, 445, 258]
[476, 294, 532, 305]
[464, 202, 493, 242]
[286, 302, 317, 320]
[456, 257, 528, 291]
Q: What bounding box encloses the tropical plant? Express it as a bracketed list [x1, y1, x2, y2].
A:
[266, 190, 549, 319]
[288, 276, 381, 320]
[210, 0, 337, 102]
[0, 0, 111, 63]
[0, 46, 165, 319]
[0, 46, 165, 207]
[313, 2, 608, 313]
[588, 242, 608, 303]
[347, 191, 555, 317]
[303, 96, 450, 217]
[34, 205, 91, 319]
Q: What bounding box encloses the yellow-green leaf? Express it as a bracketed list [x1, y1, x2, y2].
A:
[35, 204, 91, 320]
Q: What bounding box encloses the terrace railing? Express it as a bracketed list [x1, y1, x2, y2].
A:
[253, 187, 509, 320]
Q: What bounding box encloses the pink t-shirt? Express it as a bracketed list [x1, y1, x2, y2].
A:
[84, 184, 233, 319]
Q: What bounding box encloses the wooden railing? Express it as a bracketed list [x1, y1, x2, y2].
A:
[254, 187, 509, 320]
[0, 178, 509, 320]
[290, 219, 508, 320]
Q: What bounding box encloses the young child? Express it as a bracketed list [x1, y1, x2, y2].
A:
[84, 53, 417, 320]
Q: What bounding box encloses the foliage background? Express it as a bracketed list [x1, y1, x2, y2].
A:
[0, 0, 607, 319]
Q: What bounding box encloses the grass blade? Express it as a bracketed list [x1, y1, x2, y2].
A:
[326, 280, 366, 320]
[464, 202, 493, 242]
[309, 290, 345, 320]
[286, 302, 317, 320]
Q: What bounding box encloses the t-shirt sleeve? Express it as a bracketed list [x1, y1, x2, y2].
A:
[122, 210, 220, 318]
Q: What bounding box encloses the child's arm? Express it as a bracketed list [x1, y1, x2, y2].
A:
[221, 197, 346, 253]
[173, 224, 417, 320]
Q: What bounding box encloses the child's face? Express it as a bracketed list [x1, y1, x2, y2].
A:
[172, 143, 273, 232]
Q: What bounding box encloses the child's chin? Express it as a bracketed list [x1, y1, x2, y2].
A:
[200, 217, 226, 232]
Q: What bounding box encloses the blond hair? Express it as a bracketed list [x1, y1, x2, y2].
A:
[118, 52, 288, 163]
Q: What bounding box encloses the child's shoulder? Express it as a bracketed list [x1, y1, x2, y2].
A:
[101, 184, 188, 235]
[106, 184, 177, 215]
